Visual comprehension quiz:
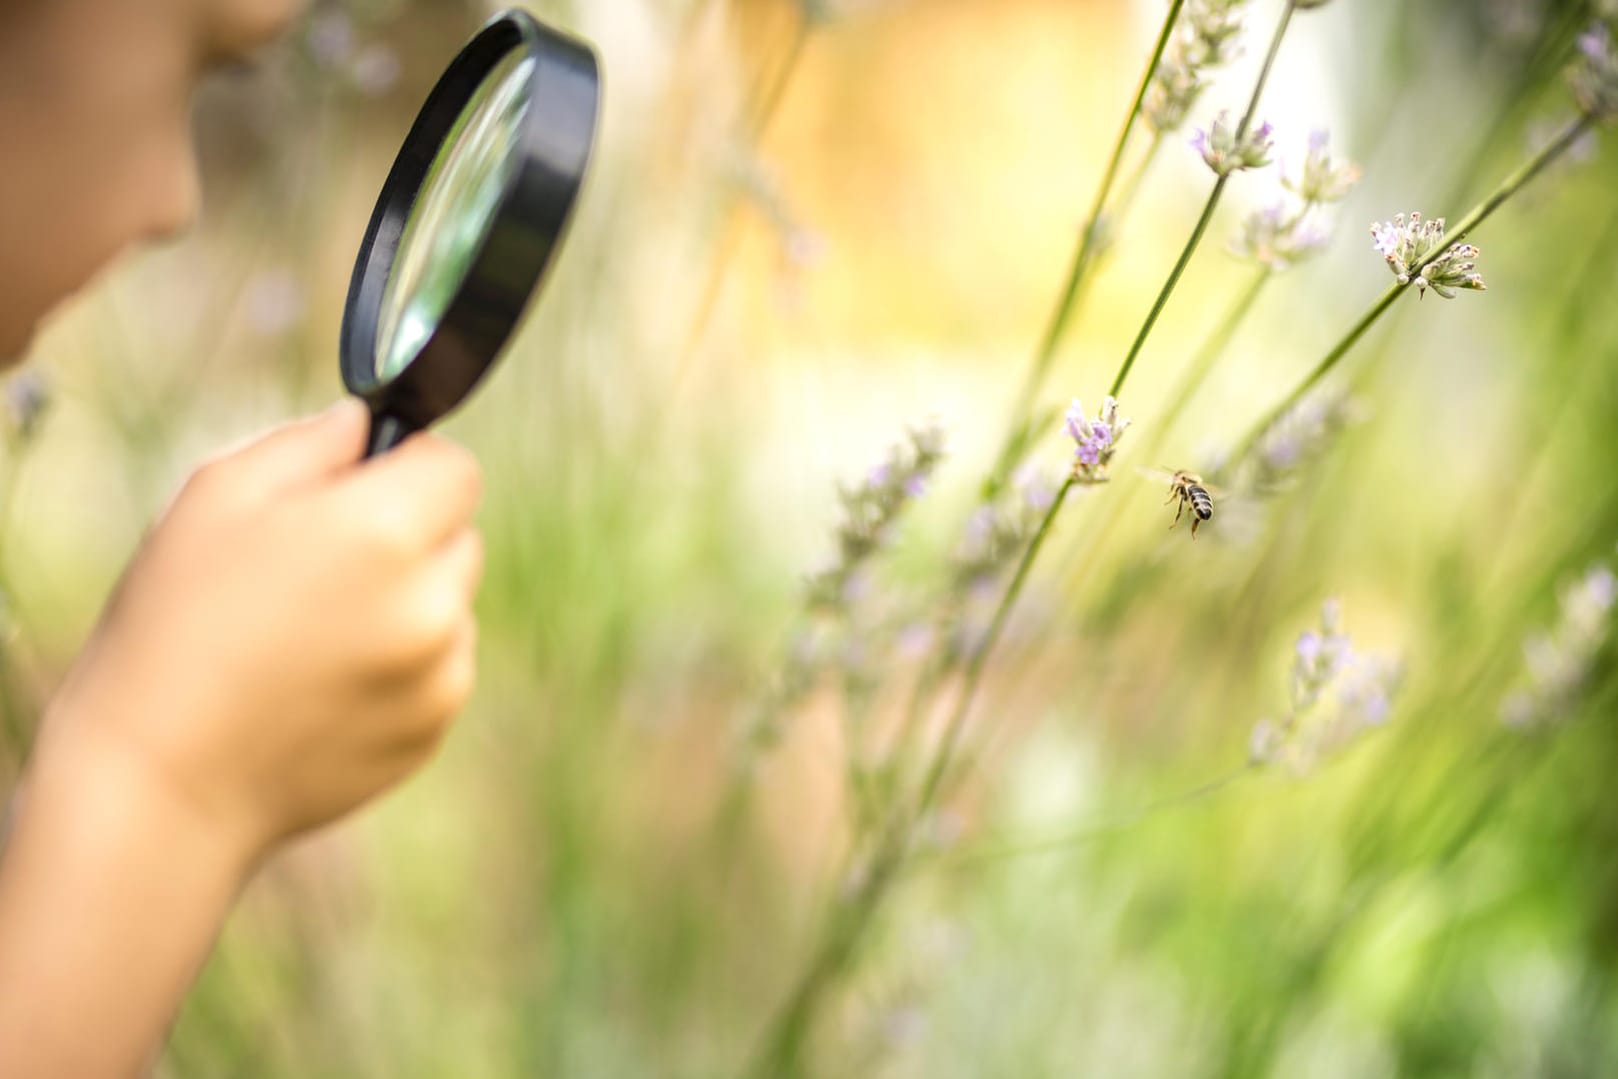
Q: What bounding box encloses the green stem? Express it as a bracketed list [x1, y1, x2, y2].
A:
[915, 477, 1075, 812]
[926, 765, 1253, 870]
[1434, 112, 1593, 252]
[1225, 283, 1402, 468]
[988, 0, 1188, 489]
[1225, 112, 1594, 469]
[1106, 0, 1297, 400]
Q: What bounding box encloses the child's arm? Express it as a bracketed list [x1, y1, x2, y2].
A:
[0, 400, 484, 1077]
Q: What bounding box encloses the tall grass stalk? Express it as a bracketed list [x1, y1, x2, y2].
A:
[748, 478, 1077, 1077]
[749, 10, 1312, 1066]
[986, 0, 1188, 490]
[1106, 0, 1297, 400]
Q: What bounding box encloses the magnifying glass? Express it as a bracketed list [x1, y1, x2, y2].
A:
[340, 10, 601, 457]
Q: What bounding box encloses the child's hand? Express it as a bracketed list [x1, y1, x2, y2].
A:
[39, 399, 484, 864]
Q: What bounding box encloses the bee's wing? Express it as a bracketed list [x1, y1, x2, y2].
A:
[1201, 480, 1231, 500]
[1135, 466, 1181, 484]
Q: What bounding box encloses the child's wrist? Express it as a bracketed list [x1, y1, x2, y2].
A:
[25, 702, 262, 890]
[0, 703, 261, 1075]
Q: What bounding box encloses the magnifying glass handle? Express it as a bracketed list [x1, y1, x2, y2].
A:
[365, 412, 417, 458]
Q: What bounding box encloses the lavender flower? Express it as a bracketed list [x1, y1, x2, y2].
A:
[1571, 21, 1618, 122]
[1370, 211, 1487, 298]
[1230, 131, 1356, 271]
[2, 369, 49, 443]
[1191, 113, 1274, 176]
[1231, 202, 1332, 269]
[807, 421, 947, 612]
[1502, 559, 1617, 730]
[305, 10, 355, 67]
[1242, 393, 1363, 493]
[929, 468, 1058, 664]
[1283, 130, 1362, 204]
[1065, 396, 1130, 484]
[1250, 599, 1401, 772]
[242, 270, 306, 338]
[350, 44, 401, 97]
[952, 467, 1056, 592]
[1142, 0, 1252, 134]
[728, 150, 825, 271]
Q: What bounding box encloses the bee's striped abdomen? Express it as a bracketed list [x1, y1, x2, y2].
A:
[1188, 485, 1214, 520]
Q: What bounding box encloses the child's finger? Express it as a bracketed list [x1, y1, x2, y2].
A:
[213, 399, 369, 496]
[438, 528, 485, 599]
[339, 435, 484, 553]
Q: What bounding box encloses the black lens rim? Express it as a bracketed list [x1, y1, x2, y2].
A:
[340, 9, 600, 440]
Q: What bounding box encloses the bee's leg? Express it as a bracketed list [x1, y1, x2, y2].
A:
[1191, 516, 1200, 540]
[1170, 496, 1184, 529]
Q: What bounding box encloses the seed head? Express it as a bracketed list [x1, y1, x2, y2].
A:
[1370, 211, 1487, 298]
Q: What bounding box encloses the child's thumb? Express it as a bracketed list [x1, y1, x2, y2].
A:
[224, 398, 371, 495]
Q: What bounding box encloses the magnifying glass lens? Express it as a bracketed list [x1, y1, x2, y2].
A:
[374, 50, 537, 383]
[341, 10, 599, 458]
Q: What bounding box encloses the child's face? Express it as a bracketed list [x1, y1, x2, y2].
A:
[0, 0, 307, 365]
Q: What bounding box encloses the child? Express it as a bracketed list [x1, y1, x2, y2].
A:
[0, 3, 486, 1074]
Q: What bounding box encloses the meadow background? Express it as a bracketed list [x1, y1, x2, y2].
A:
[4, 0, 1618, 1075]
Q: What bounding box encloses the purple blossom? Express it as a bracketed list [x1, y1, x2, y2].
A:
[1295, 631, 1322, 662]
[1580, 24, 1610, 62]
[1256, 599, 1402, 772]
[1587, 566, 1618, 610]
[1064, 397, 1129, 482]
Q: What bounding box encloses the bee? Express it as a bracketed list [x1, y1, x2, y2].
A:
[1142, 468, 1218, 538]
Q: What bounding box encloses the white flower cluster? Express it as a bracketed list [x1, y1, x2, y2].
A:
[1370, 212, 1487, 299]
